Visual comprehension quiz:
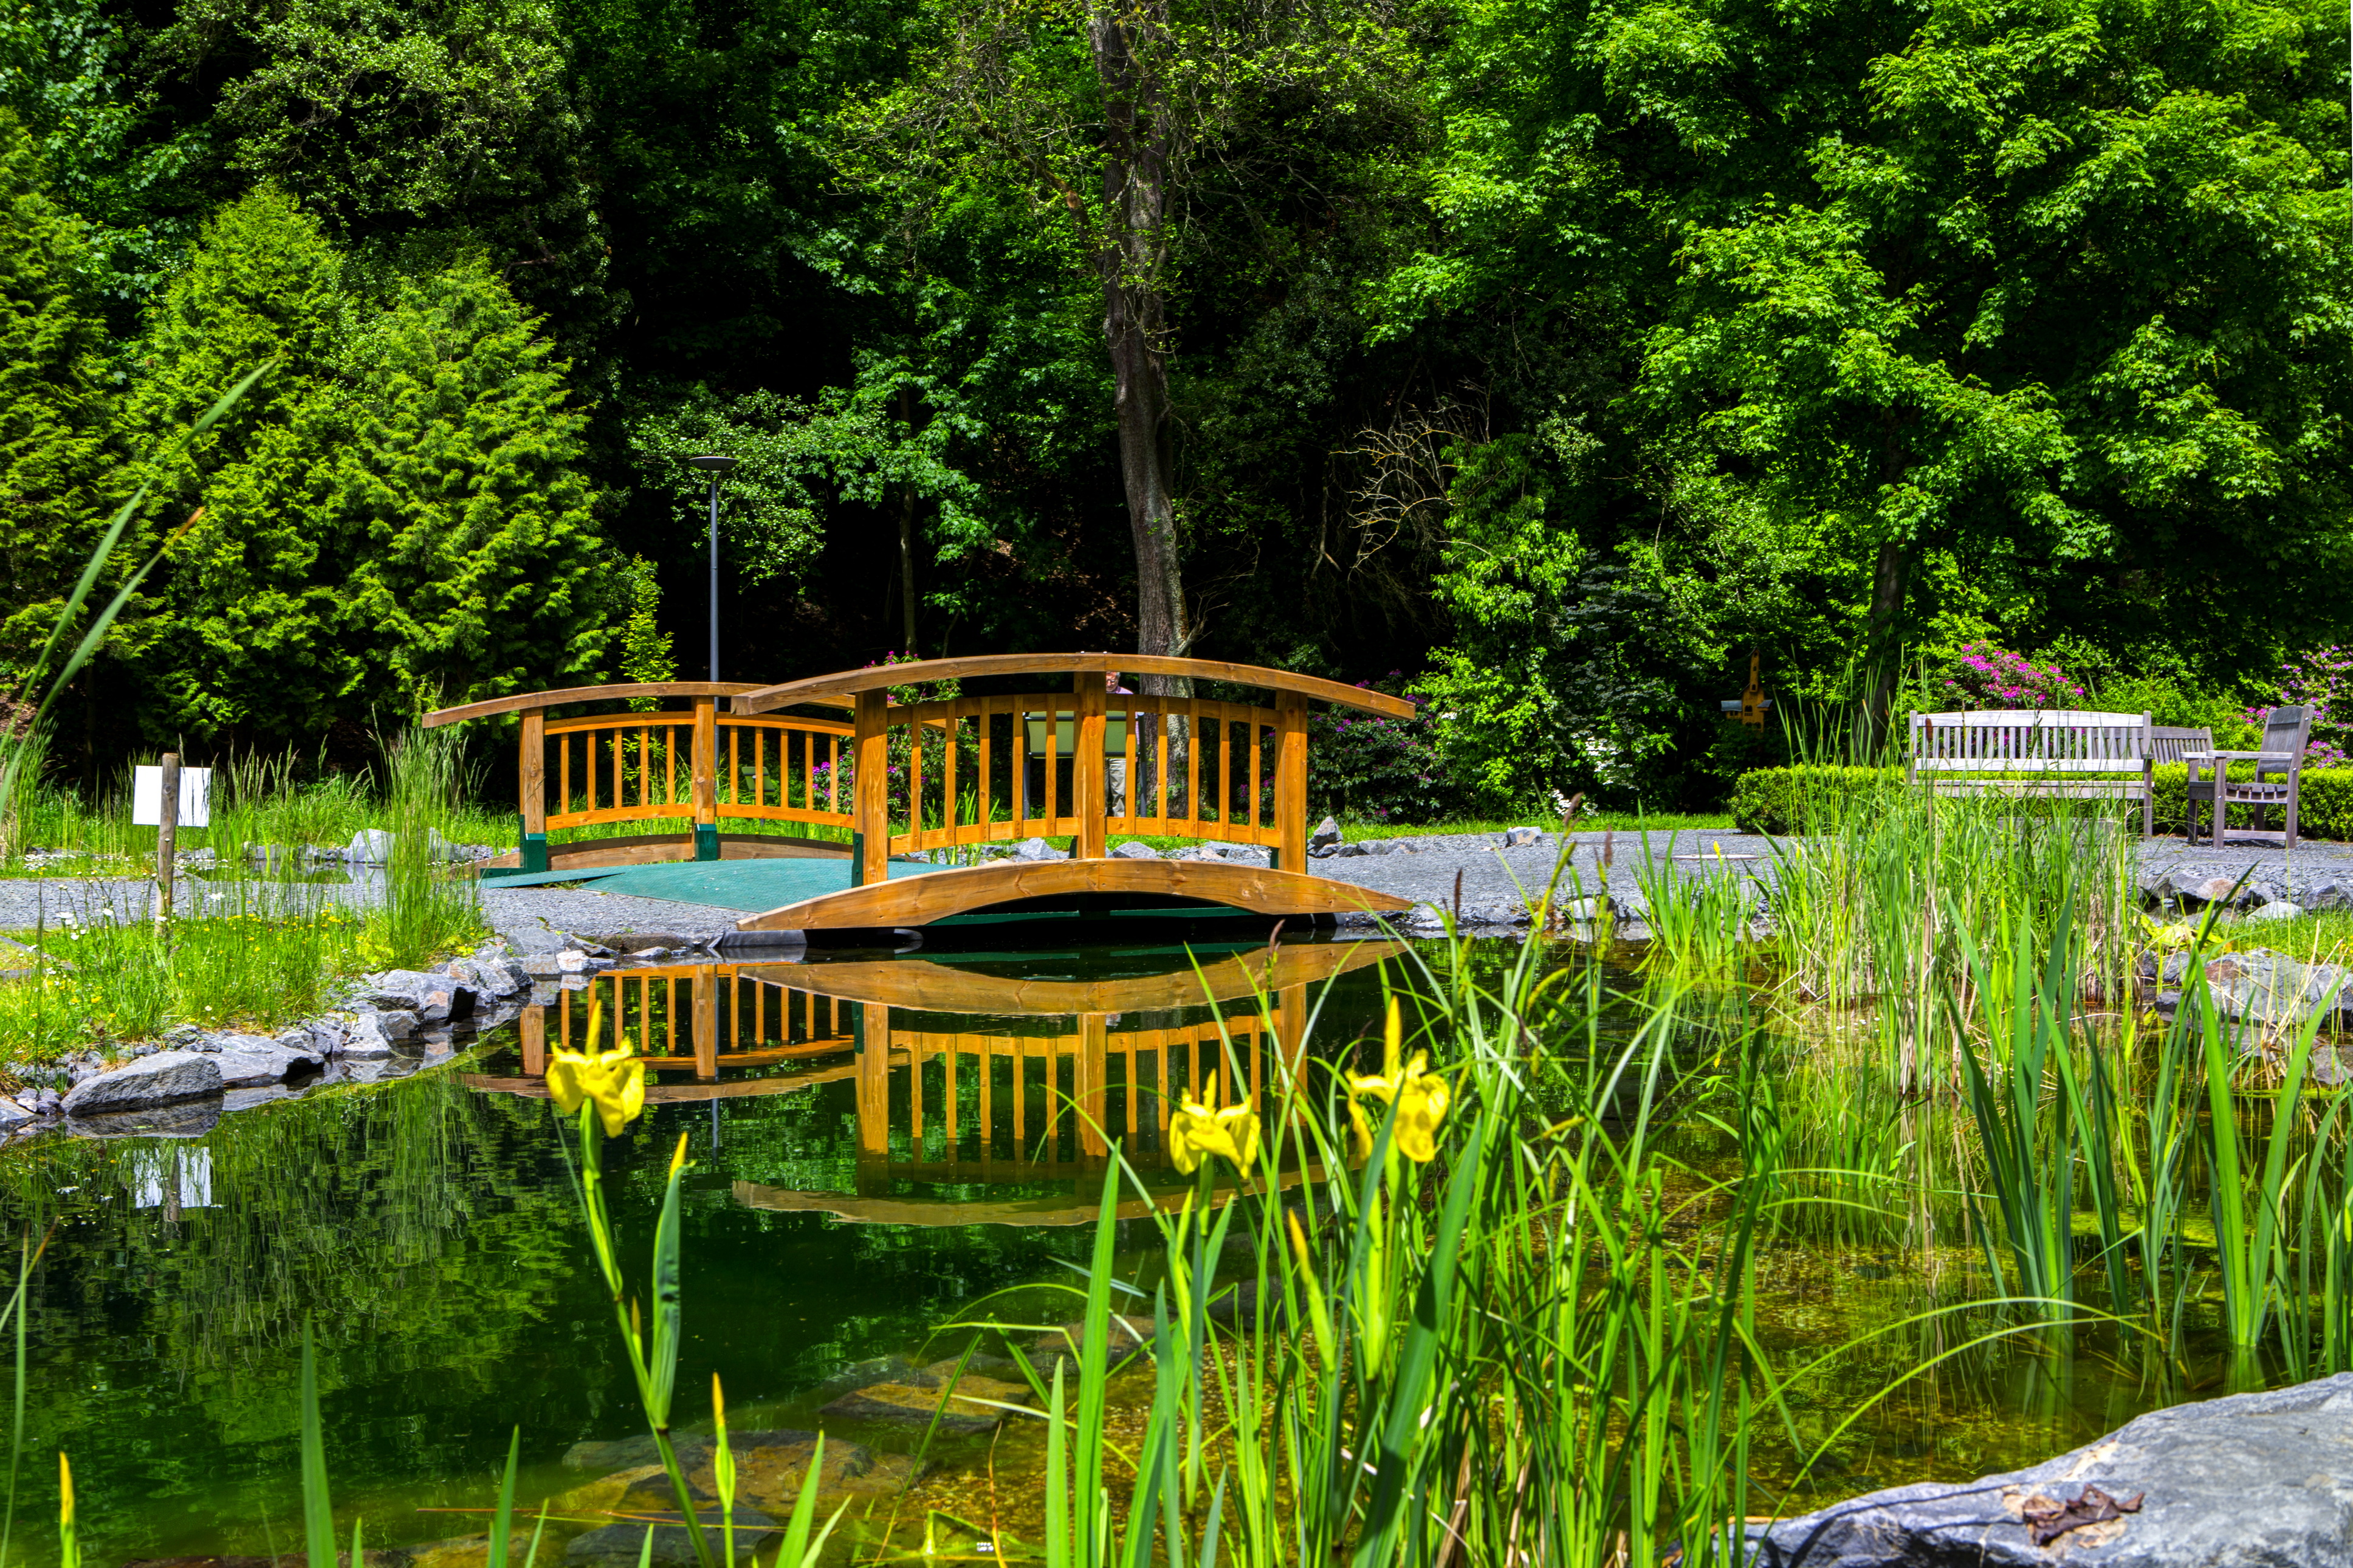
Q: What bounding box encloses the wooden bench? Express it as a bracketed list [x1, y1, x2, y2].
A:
[1907, 710, 2155, 836]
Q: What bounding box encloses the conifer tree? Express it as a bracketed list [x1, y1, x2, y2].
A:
[0, 109, 112, 676]
[331, 256, 614, 710]
[115, 183, 358, 744]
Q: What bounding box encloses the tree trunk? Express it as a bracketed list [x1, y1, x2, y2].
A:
[1864, 537, 1908, 756]
[1088, 1, 1189, 684]
[896, 487, 920, 659]
[895, 388, 921, 658]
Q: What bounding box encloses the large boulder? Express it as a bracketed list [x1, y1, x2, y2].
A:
[61, 1051, 221, 1116]
[362, 969, 475, 1024]
[2158, 948, 2353, 1029]
[209, 1032, 327, 1088]
[1743, 1372, 2353, 1567]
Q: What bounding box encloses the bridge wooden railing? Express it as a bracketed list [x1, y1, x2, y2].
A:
[733, 654, 1415, 885]
[424, 683, 854, 872]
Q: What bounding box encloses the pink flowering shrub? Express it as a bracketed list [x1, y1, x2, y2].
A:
[2261, 646, 2353, 765]
[1939, 643, 2086, 710]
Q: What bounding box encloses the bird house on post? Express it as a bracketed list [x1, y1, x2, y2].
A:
[1718, 653, 1770, 731]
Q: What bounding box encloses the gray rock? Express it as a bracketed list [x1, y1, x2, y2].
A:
[2159, 948, 2353, 1028]
[1502, 826, 1544, 848]
[565, 1510, 778, 1567]
[210, 1033, 326, 1088]
[557, 949, 591, 974]
[363, 969, 474, 1023]
[61, 1051, 222, 1116]
[1110, 840, 1158, 859]
[445, 956, 524, 997]
[519, 952, 569, 977]
[2304, 878, 2353, 912]
[508, 923, 577, 956]
[1308, 816, 1344, 857]
[348, 828, 394, 865]
[335, 1009, 404, 1060]
[0, 1097, 38, 1130]
[1012, 836, 1069, 862]
[65, 1098, 222, 1138]
[2248, 899, 2306, 923]
[1743, 1370, 2353, 1567]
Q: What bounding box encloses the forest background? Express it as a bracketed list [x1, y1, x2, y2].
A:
[2, 0, 2348, 819]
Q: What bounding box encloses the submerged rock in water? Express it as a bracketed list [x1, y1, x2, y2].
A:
[565, 1509, 777, 1567]
[1742, 1370, 2353, 1567]
[817, 1367, 1031, 1434]
[60, 1051, 221, 1116]
[562, 1429, 819, 1473]
[2157, 947, 2353, 1029]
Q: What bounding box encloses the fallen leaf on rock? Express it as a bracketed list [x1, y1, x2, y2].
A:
[2019, 1484, 2143, 1547]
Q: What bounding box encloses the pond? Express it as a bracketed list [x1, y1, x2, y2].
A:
[0, 933, 2307, 1564]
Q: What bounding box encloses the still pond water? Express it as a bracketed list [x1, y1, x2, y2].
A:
[3, 934, 2265, 1564]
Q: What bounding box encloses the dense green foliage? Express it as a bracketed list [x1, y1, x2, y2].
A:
[4, 0, 2348, 803]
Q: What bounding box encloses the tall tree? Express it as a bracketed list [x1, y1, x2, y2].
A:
[1401, 0, 2353, 741]
[331, 256, 616, 709]
[0, 109, 114, 676]
[114, 184, 357, 745]
[843, 0, 1415, 671]
[115, 188, 615, 746]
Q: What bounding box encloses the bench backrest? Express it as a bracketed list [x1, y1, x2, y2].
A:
[1908, 710, 2152, 775]
[2150, 726, 2214, 766]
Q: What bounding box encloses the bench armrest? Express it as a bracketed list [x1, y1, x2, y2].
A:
[2208, 751, 2303, 763]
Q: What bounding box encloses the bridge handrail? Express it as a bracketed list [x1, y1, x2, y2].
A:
[732, 654, 1418, 720]
[423, 683, 780, 728]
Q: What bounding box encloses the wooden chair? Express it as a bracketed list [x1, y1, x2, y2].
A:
[2196, 705, 2314, 848]
[2151, 726, 2217, 842]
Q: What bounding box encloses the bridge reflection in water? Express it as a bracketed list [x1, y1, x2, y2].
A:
[462, 937, 1401, 1224]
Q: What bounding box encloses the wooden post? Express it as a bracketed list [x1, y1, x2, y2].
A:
[1074, 672, 1107, 859]
[522, 1002, 547, 1077]
[691, 698, 720, 861]
[854, 690, 889, 886]
[1078, 1013, 1108, 1157]
[693, 968, 720, 1079]
[857, 1002, 890, 1156]
[156, 751, 178, 923]
[519, 712, 548, 872]
[1274, 691, 1308, 873]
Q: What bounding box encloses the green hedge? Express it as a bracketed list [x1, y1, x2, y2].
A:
[1728, 766, 1902, 834]
[1730, 763, 2353, 840]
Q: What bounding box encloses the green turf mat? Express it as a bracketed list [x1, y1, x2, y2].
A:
[479, 856, 941, 911]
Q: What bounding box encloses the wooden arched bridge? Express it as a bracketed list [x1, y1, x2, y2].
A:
[424, 655, 1415, 935]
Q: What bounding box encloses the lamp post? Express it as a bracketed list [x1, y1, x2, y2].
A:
[685, 455, 738, 679]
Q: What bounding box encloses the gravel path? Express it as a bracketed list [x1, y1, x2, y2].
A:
[7, 828, 2351, 943]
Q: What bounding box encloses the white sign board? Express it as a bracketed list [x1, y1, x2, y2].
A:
[132, 765, 211, 828]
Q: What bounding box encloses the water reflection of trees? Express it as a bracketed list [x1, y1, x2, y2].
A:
[0, 1073, 586, 1558]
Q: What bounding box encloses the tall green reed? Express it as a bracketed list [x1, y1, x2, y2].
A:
[372, 726, 486, 969]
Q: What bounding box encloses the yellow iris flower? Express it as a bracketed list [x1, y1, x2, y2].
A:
[1169, 1071, 1260, 1175]
[547, 992, 646, 1136]
[1348, 998, 1449, 1163]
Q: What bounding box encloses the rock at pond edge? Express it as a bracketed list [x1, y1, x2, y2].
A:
[60, 1051, 221, 1116]
[1742, 1370, 2353, 1567]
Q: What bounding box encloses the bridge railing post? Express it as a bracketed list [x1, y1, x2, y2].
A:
[1075, 672, 1107, 859]
[854, 690, 889, 885]
[519, 710, 549, 872]
[1275, 690, 1308, 873]
[692, 698, 720, 861]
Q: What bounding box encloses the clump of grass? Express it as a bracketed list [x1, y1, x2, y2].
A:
[367, 726, 487, 971]
[0, 889, 366, 1064]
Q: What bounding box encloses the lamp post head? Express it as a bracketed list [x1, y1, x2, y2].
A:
[685, 454, 738, 472]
